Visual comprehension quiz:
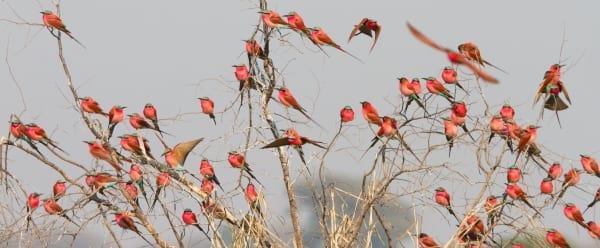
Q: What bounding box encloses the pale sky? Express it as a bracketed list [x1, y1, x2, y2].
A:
[1, 0, 599, 247]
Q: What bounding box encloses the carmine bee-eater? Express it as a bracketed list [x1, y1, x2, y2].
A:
[434, 187, 460, 222]
[128, 113, 170, 137]
[507, 165, 521, 183]
[40, 10, 85, 47]
[107, 105, 126, 139]
[244, 39, 266, 60]
[198, 97, 216, 125]
[114, 210, 154, 246]
[534, 64, 571, 106]
[554, 168, 581, 208]
[488, 115, 512, 151]
[24, 123, 67, 153]
[309, 26, 363, 63]
[514, 125, 540, 162]
[53, 180, 67, 200]
[457, 42, 507, 73]
[143, 103, 165, 137]
[364, 116, 415, 160]
[43, 198, 79, 226]
[276, 87, 322, 128]
[262, 128, 326, 166]
[124, 181, 139, 206]
[227, 151, 260, 183]
[545, 229, 570, 248]
[26, 192, 41, 230]
[505, 183, 542, 216]
[233, 64, 251, 94]
[182, 208, 210, 238]
[398, 77, 426, 113]
[9, 119, 44, 157]
[245, 182, 262, 216]
[283, 11, 310, 36]
[541, 177, 554, 194]
[156, 137, 203, 171]
[418, 233, 439, 248]
[563, 203, 589, 230]
[499, 104, 515, 122]
[584, 187, 600, 213]
[360, 101, 382, 126]
[548, 162, 563, 180]
[580, 154, 600, 177]
[79, 97, 108, 116]
[84, 140, 124, 172]
[88, 172, 122, 196]
[462, 215, 485, 241]
[150, 170, 171, 211]
[442, 117, 457, 157]
[587, 221, 600, 239]
[441, 66, 467, 94]
[406, 22, 498, 83]
[119, 133, 154, 159]
[450, 101, 476, 142]
[485, 195, 500, 227]
[201, 178, 214, 195]
[347, 18, 381, 52]
[340, 106, 355, 123]
[129, 164, 149, 206]
[259, 10, 288, 28]
[423, 77, 454, 103]
[199, 159, 223, 190]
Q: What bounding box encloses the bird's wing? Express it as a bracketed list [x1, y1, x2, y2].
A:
[262, 138, 291, 149]
[406, 22, 445, 52]
[348, 18, 368, 42]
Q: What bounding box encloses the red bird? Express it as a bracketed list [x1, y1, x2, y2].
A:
[43, 198, 79, 226]
[143, 103, 165, 137]
[245, 183, 261, 216]
[24, 123, 67, 153]
[548, 162, 563, 180]
[40, 10, 85, 47]
[545, 229, 570, 248]
[262, 128, 326, 166]
[283, 11, 310, 36]
[53, 180, 67, 200]
[198, 97, 216, 125]
[348, 18, 381, 52]
[540, 177, 554, 194]
[309, 26, 363, 63]
[340, 106, 355, 123]
[434, 187, 460, 222]
[84, 140, 124, 172]
[9, 119, 44, 156]
[276, 87, 321, 127]
[26, 192, 41, 230]
[587, 221, 600, 239]
[457, 42, 506, 73]
[129, 164, 149, 205]
[441, 66, 467, 93]
[259, 10, 288, 28]
[507, 165, 521, 183]
[199, 159, 223, 191]
[79, 97, 108, 116]
[107, 105, 126, 139]
[505, 183, 542, 216]
[554, 169, 581, 208]
[418, 233, 439, 248]
[124, 181, 139, 206]
[182, 208, 208, 235]
[244, 39, 266, 60]
[128, 113, 169, 136]
[406, 22, 498, 83]
[113, 211, 153, 245]
[360, 101, 382, 126]
[499, 104, 515, 122]
[150, 171, 171, 211]
[584, 187, 600, 213]
[580, 154, 600, 177]
[227, 151, 260, 183]
[563, 203, 589, 230]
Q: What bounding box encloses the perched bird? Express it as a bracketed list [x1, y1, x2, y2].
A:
[283, 11, 310, 36]
[84, 140, 124, 172]
[245, 183, 262, 216]
[259, 10, 288, 28]
[40, 10, 85, 47]
[9, 119, 44, 157]
[198, 97, 216, 125]
[347, 18, 381, 52]
[505, 183, 542, 216]
[199, 159, 223, 191]
[398, 77, 426, 113]
[244, 39, 266, 60]
[545, 229, 570, 248]
[554, 169, 581, 208]
[418, 233, 439, 248]
[79, 97, 108, 116]
[276, 87, 322, 127]
[440, 66, 467, 94]
[423, 77, 454, 103]
[442, 117, 457, 157]
[150, 171, 171, 211]
[587, 221, 600, 239]
[182, 208, 210, 239]
[26, 192, 41, 230]
[309, 26, 363, 63]
[563, 203, 589, 230]
[580, 154, 600, 177]
[434, 187, 460, 222]
[406, 22, 498, 83]
[360, 101, 382, 126]
[340, 106, 355, 123]
[113, 210, 154, 246]
[43, 198, 79, 227]
[143, 103, 165, 137]
[584, 187, 600, 213]
[227, 151, 260, 183]
[53, 180, 67, 200]
[107, 105, 126, 139]
[128, 113, 170, 137]
[540, 177, 554, 194]
[24, 123, 67, 153]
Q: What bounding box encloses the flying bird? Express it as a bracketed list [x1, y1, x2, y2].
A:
[347, 18, 381, 52]
[406, 22, 498, 83]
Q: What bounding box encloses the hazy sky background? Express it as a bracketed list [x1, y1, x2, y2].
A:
[1, 0, 599, 247]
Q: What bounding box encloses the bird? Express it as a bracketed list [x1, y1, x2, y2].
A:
[40, 10, 85, 47]
[406, 22, 498, 83]
[347, 18, 381, 52]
